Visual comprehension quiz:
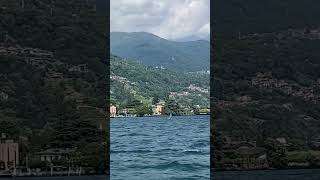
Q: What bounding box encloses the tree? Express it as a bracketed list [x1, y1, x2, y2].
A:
[193, 106, 200, 115]
[265, 139, 288, 168]
[135, 105, 152, 117]
[0, 116, 19, 138]
[211, 129, 224, 168]
[152, 95, 160, 105]
[77, 142, 101, 173]
[164, 97, 181, 115]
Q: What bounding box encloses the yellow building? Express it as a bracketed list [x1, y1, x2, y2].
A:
[152, 103, 164, 115]
[0, 139, 19, 171]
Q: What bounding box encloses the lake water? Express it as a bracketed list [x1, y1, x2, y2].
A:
[110, 115, 210, 180]
[0, 176, 109, 180]
[4, 169, 320, 180]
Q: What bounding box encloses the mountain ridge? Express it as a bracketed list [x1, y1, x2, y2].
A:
[110, 31, 210, 72]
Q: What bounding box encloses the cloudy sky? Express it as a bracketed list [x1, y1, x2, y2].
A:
[111, 0, 210, 41]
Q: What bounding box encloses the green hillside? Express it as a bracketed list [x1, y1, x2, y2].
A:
[110, 32, 210, 72]
[212, 29, 320, 145]
[0, 0, 108, 174]
[110, 55, 209, 109]
[211, 0, 320, 170]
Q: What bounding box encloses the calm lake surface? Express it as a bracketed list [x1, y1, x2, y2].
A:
[110, 115, 210, 180]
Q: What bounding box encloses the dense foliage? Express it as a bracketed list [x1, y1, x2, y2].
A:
[212, 30, 320, 145]
[0, 0, 108, 173]
[0, 0, 107, 65]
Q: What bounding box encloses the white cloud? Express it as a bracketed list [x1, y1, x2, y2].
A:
[197, 22, 210, 38]
[111, 0, 210, 40]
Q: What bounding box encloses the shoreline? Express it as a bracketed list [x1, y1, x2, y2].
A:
[213, 166, 320, 172]
[0, 174, 110, 178]
[110, 114, 210, 119]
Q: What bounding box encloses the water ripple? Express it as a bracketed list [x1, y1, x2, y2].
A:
[111, 115, 210, 179]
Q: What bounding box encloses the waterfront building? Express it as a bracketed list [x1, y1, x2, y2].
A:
[152, 103, 164, 115]
[36, 148, 74, 163]
[110, 105, 117, 117]
[221, 137, 268, 169]
[151, 105, 157, 115]
[0, 135, 19, 171]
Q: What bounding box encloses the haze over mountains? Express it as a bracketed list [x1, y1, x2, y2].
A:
[110, 32, 210, 72]
[175, 34, 210, 42]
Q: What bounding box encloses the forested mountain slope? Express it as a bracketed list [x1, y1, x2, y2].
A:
[0, 0, 108, 173]
[110, 32, 209, 72]
[212, 29, 320, 143]
[110, 55, 209, 108]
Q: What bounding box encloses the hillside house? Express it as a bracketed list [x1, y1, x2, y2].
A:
[36, 148, 74, 163]
[152, 103, 164, 115]
[221, 137, 268, 169]
[236, 147, 268, 169]
[68, 64, 88, 73]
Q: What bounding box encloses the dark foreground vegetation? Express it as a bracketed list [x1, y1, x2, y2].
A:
[212, 28, 320, 170]
[211, 0, 320, 171]
[0, 0, 108, 176]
